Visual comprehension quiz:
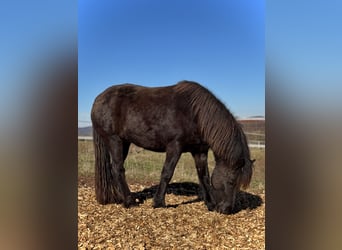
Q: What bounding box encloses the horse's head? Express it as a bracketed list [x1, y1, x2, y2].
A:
[209, 157, 254, 214]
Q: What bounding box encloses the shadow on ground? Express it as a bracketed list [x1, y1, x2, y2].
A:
[132, 182, 263, 213]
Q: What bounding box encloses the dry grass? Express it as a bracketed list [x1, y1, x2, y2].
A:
[78, 140, 264, 193]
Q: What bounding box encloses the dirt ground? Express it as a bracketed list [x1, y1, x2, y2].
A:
[78, 178, 265, 249]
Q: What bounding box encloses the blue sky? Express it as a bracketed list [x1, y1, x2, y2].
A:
[78, 0, 265, 127]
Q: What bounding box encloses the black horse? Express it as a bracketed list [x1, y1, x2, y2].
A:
[91, 80, 254, 214]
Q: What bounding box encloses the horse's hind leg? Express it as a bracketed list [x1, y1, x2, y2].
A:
[107, 136, 135, 207]
[192, 151, 215, 211]
[153, 141, 182, 208]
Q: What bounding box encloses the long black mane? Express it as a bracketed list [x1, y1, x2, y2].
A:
[174, 81, 252, 188]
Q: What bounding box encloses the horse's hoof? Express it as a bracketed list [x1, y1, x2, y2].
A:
[152, 200, 166, 208]
[123, 196, 140, 208]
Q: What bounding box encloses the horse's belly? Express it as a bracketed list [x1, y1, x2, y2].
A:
[124, 127, 205, 153]
[122, 106, 201, 151]
[123, 128, 172, 152]
[126, 134, 165, 152]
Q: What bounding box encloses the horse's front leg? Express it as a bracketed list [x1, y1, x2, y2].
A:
[153, 141, 182, 208]
[192, 150, 216, 211]
[108, 136, 136, 207]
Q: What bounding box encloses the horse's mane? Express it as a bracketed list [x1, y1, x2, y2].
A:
[174, 81, 251, 165]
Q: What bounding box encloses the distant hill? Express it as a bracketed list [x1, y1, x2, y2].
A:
[78, 126, 92, 136]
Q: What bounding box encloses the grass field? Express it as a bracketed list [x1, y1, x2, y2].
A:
[78, 140, 265, 193]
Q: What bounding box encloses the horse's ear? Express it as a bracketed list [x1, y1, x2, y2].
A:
[250, 159, 256, 164]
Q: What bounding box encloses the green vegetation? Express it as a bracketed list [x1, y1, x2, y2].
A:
[78, 140, 264, 193]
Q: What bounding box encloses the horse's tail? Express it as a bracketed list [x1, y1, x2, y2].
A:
[93, 127, 114, 204]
